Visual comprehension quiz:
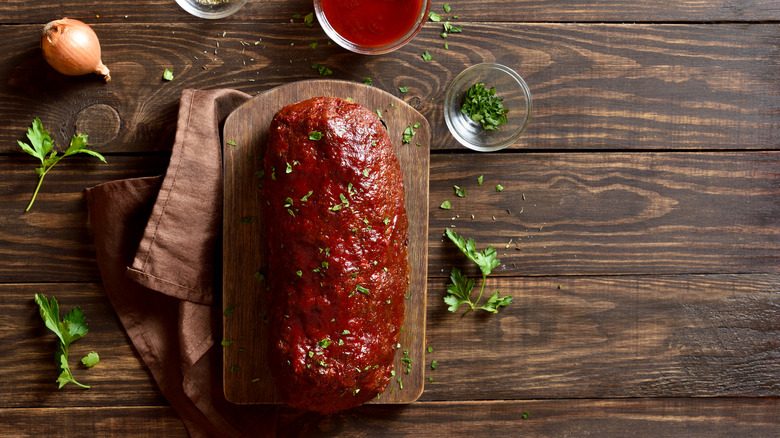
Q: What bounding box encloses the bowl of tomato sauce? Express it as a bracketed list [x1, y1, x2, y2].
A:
[314, 0, 430, 55]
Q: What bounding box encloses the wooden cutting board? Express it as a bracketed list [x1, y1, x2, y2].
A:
[222, 80, 429, 405]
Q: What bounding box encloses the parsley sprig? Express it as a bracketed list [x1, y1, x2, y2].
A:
[17, 118, 106, 211]
[34, 294, 95, 388]
[444, 229, 513, 314]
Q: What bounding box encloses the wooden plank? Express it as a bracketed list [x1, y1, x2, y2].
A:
[1, 152, 776, 283]
[275, 399, 780, 437]
[421, 274, 780, 400]
[2, 398, 778, 436]
[0, 406, 187, 437]
[428, 151, 780, 277]
[1, 24, 778, 153]
[1, 0, 779, 24]
[2, 275, 777, 409]
[276, 399, 780, 436]
[222, 80, 430, 405]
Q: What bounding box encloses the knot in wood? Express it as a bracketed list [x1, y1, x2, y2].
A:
[74, 103, 121, 148]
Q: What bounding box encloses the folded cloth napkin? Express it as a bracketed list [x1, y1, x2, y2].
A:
[86, 89, 275, 438]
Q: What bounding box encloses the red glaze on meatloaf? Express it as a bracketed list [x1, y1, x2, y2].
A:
[262, 97, 409, 414]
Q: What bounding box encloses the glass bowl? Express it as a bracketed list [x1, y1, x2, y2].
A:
[175, 0, 247, 19]
[444, 63, 532, 152]
[314, 0, 430, 55]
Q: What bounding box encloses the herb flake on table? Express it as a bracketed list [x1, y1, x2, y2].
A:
[81, 351, 100, 368]
[421, 51, 433, 62]
[162, 68, 174, 81]
[311, 63, 333, 76]
[17, 118, 106, 211]
[443, 21, 462, 34]
[303, 12, 315, 27]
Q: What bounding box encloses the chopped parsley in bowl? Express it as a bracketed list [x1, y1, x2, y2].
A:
[444, 63, 532, 152]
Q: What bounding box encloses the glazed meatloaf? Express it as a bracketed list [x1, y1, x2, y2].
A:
[261, 97, 409, 414]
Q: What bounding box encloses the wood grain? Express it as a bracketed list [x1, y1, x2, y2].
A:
[0, 407, 187, 437]
[2, 0, 779, 24]
[275, 399, 780, 437]
[222, 80, 430, 404]
[1, 1, 778, 436]
[0, 155, 169, 283]
[2, 398, 779, 437]
[1, 151, 776, 283]
[1, 24, 778, 153]
[428, 151, 780, 277]
[2, 275, 777, 409]
[421, 274, 780, 400]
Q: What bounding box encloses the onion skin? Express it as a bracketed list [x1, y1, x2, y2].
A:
[41, 18, 111, 82]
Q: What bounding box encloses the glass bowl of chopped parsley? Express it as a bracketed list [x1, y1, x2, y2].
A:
[175, 0, 246, 19]
[444, 63, 532, 152]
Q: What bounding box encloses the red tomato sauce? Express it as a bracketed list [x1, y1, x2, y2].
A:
[321, 0, 424, 48]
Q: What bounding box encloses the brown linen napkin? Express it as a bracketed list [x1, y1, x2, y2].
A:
[86, 89, 275, 438]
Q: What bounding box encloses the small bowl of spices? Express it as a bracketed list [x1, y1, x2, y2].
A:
[176, 0, 246, 19]
[444, 63, 532, 152]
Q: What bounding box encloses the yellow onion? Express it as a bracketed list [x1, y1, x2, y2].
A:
[41, 18, 111, 82]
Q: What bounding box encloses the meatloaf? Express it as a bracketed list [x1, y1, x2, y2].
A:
[261, 97, 409, 414]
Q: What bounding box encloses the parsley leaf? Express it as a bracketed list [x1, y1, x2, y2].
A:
[402, 123, 417, 144]
[34, 294, 92, 388]
[421, 51, 433, 62]
[443, 229, 512, 314]
[444, 267, 474, 312]
[162, 68, 174, 81]
[309, 131, 323, 141]
[399, 86, 409, 93]
[445, 228, 499, 276]
[303, 12, 314, 27]
[311, 63, 333, 76]
[18, 118, 106, 211]
[479, 290, 514, 313]
[429, 12, 442, 22]
[81, 351, 100, 368]
[443, 21, 463, 34]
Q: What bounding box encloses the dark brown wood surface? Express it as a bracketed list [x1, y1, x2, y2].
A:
[1, 23, 779, 153]
[1, 0, 778, 436]
[221, 80, 430, 405]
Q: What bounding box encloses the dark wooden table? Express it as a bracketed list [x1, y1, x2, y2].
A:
[1, 1, 778, 436]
